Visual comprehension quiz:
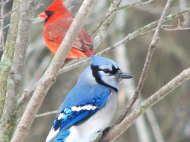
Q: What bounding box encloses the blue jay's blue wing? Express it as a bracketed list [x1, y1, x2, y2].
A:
[46, 89, 111, 142]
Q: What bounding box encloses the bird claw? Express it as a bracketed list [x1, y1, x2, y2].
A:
[102, 127, 111, 142]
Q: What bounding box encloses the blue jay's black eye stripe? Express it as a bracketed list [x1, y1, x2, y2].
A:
[110, 65, 119, 75]
[96, 65, 119, 75]
[91, 65, 104, 84]
[91, 65, 118, 92]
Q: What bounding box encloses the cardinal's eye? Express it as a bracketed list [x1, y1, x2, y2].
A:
[46, 11, 54, 17]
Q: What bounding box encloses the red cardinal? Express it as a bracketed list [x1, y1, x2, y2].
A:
[39, 0, 95, 59]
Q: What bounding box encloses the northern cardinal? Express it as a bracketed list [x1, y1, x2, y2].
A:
[39, 0, 95, 60]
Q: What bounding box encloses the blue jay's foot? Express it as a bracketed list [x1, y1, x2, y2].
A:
[102, 127, 111, 142]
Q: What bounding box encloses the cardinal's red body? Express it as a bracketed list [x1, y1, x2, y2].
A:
[39, 0, 95, 59]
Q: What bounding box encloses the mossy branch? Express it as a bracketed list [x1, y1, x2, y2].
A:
[0, 0, 21, 118]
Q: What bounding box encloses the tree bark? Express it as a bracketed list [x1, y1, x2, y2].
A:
[11, 0, 97, 141]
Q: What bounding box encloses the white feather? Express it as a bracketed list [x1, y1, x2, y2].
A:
[46, 127, 60, 142]
[64, 91, 117, 142]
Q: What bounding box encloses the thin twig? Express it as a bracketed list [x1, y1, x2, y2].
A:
[146, 109, 165, 142]
[0, 0, 13, 5]
[118, 0, 154, 11]
[3, 23, 9, 29]
[116, 0, 174, 125]
[17, 110, 59, 122]
[92, 0, 122, 48]
[3, 15, 43, 30]
[179, 0, 189, 25]
[162, 19, 190, 31]
[91, 0, 154, 37]
[35, 110, 59, 118]
[163, 26, 190, 31]
[0, 7, 20, 20]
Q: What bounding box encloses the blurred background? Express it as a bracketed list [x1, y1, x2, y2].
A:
[2, 0, 190, 141]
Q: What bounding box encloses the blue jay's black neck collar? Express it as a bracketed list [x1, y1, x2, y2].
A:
[91, 65, 118, 92]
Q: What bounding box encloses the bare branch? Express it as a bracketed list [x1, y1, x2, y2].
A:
[118, 0, 154, 11]
[35, 110, 59, 118]
[0, 0, 6, 48]
[92, 0, 122, 48]
[11, 0, 97, 141]
[91, 0, 154, 38]
[162, 19, 190, 31]
[146, 109, 165, 142]
[0, 7, 20, 20]
[103, 67, 190, 141]
[116, 0, 174, 124]
[0, 0, 21, 118]
[179, 0, 189, 25]
[0, 0, 13, 6]
[114, 13, 152, 141]
[0, 0, 40, 140]
[163, 26, 190, 31]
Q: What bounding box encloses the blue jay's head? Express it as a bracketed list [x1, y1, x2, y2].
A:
[90, 55, 133, 92]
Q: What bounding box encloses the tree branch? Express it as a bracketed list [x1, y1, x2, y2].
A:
[116, 0, 174, 124]
[11, 0, 97, 141]
[0, 0, 13, 6]
[103, 67, 190, 141]
[179, 0, 189, 25]
[0, 0, 5, 48]
[0, 0, 40, 141]
[0, 0, 21, 118]
[0, 7, 20, 20]
[91, 0, 154, 38]
[162, 19, 190, 31]
[92, 0, 122, 48]
[35, 110, 59, 118]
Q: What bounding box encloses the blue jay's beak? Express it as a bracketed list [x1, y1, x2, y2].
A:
[115, 70, 133, 79]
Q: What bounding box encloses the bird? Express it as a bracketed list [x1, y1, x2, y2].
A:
[46, 55, 133, 142]
[38, 0, 95, 60]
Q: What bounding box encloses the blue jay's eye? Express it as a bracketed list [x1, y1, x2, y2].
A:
[103, 69, 110, 73]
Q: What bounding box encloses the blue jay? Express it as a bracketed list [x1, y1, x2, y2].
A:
[46, 55, 133, 142]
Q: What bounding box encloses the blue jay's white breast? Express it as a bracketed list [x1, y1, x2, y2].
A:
[64, 90, 117, 142]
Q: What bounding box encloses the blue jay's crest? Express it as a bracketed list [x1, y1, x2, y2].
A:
[91, 55, 119, 68]
[46, 55, 133, 142]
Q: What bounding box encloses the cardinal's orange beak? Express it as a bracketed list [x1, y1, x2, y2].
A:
[38, 12, 48, 19]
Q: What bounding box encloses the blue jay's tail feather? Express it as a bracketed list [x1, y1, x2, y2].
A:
[46, 55, 133, 142]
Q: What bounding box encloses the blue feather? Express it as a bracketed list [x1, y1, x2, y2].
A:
[45, 56, 132, 142]
[54, 129, 70, 142]
[48, 85, 111, 142]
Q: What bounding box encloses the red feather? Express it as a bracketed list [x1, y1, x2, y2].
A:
[39, 0, 95, 59]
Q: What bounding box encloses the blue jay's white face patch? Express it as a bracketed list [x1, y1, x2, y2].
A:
[71, 105, 97, 112]
[99, 65, 112, 71]
[46, 127, 60, 142]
